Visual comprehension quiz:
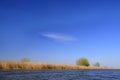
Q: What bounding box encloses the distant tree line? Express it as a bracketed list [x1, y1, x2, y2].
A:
[76, 58, 90, 66]
[20, 57, 100, 67]
[76, 57, 100, 67]
[21, 57, 30, 62]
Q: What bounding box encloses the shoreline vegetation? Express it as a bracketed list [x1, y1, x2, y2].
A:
[0, 61, 112, 70]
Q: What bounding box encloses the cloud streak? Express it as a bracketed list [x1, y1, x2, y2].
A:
[41, 32, 77, 41]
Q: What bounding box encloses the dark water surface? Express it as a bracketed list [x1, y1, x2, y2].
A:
[0, 70, 120, 80]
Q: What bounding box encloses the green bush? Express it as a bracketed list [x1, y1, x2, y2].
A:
[21, 58, 30, 62]
[76, 58, 90, 66]
[94, 62, 100, 67]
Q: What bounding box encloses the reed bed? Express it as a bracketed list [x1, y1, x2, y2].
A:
[0, 61, 102, 70]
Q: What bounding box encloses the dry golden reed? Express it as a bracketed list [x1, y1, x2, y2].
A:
[0, 61, 102, 70]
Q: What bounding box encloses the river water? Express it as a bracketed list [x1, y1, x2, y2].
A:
[0, 70, 120, 80]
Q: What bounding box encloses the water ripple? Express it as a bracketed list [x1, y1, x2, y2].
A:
[0, 70, 120, 80]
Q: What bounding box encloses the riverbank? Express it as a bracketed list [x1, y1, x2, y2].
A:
[0, 61, 107, 70]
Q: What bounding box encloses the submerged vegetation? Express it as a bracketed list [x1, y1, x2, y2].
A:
[0, 61, 103, 70]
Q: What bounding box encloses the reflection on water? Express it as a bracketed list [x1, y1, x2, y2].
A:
[0, 70, 120, 80]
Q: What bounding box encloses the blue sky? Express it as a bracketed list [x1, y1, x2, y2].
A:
[1, 0, 120, 68]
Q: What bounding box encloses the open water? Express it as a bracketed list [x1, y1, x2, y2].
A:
[0, 70, 120, 80]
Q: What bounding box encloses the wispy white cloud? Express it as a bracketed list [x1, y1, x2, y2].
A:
[41, 32, 77, 41]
